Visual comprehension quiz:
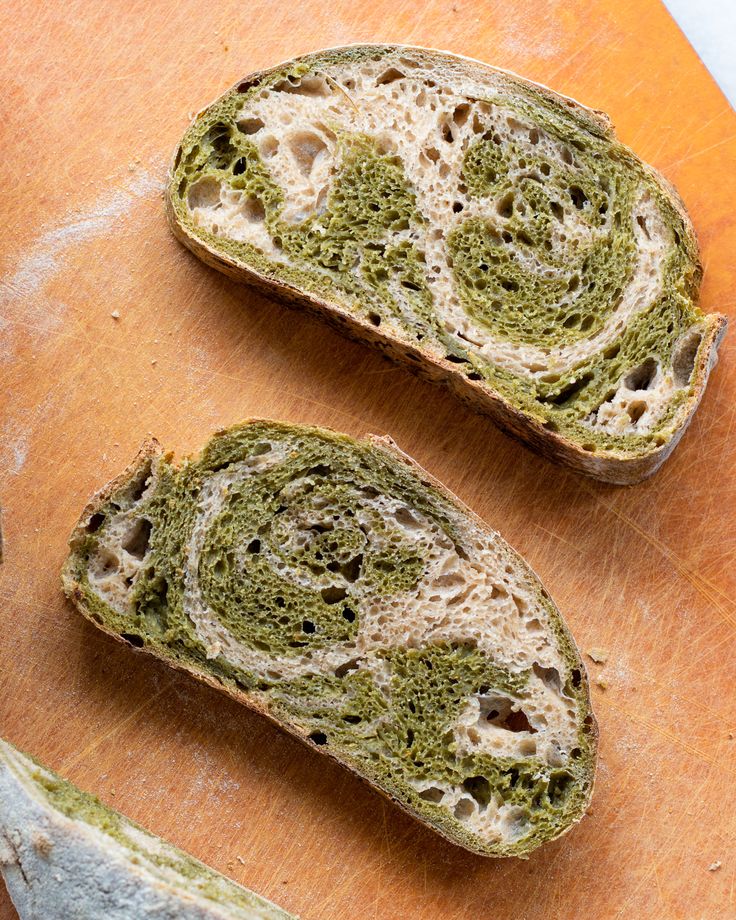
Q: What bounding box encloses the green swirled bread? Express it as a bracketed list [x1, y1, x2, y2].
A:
[0, 738, 294, 919]
[63, 421, 597, 857]
[166, 45, 725, 484]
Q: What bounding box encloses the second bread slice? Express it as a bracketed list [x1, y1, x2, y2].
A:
[63, 420, 596, 857]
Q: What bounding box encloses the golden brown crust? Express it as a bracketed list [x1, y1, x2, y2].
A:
[166, 43, 726, 485]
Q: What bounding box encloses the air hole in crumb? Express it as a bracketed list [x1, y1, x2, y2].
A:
[454, 798, 474, 820]
[288, 131, 328, 176]
[627, 401, 647, 423]
[273, 75, 330, 97]
[497, 192, 514, 218]
[232, 157, 246, 176]
[237, 117, 264, 135]
[122, 519, 152, 560]
[302, 620, 315, 634]
[463, 775, 491, 809]
[242, 196, 265, 222]
[533, 663, 562, 693]
[321, 586, 348, 604]
[309, 731, 328, 745]
[569, 186, 588, 209]
[368, 312, 381, 326]
[334, 658, 360, 678]
[544, 373, 593, 406]
[342, 607, 356, 623]
[625, 357, 657, 390]
[86, 513, 105, 534]
[452, 201, 464, 213]
[452, 103, 471, 127]
[247, 539, 261, 553]
[482, 697, 537, 734]
[187, 176, 220, 210]
[120, 633, 144, 647]
[419, 787, 445, 803]
[376, 67, 406, 85]
[636, 214, 651, 239]
[672, 329, 702, 386]
[571, 669, 582, 689]
[260, 135, 279, 158]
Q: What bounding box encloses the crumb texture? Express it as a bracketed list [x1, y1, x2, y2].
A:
[64, 421, 596, 857]
[169, 46, 722, 473]
[0, 739, 295, 920]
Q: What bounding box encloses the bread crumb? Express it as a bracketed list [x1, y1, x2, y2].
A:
[151, 359, 157, 366]
[708, 861, 721, 872]
[235, 855, 245, 865]
[596, 678, 608, 690]
[587, 647, 609, 664]
[32, 833, 53, 857]
[110, 310, 120, 320]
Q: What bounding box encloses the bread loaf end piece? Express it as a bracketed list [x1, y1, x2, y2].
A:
[0, 738, 296, 919]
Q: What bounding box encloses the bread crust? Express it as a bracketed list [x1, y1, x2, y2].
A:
[62, 421, 597, 858]
[166, 43, 727, 485]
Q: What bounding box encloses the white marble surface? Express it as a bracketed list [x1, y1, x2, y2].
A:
[663, 0, 736, 107]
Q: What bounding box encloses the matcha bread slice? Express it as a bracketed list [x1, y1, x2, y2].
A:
[63, 420, 597, 857]
[167, 44, 726, 484]
[0, 738, 295, 920]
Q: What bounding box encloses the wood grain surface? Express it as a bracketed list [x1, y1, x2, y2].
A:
[1, 1, 734, 917]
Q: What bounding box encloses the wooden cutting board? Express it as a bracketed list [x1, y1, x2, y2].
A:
[1, 0, 734, 917]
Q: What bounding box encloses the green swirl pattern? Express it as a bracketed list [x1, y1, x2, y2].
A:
[66, 421, 597, 857]
[168, 46, 710, 461]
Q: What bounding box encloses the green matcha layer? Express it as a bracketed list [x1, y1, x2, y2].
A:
[0, 738, 295, 919]
[167, 44, 725, 484]
[63, 421, 597, 857]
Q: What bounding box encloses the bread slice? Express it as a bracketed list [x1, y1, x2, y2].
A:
[0, 738, 295, 919]
[166, 44, 726, 485]
[62, 420, 597, 858]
